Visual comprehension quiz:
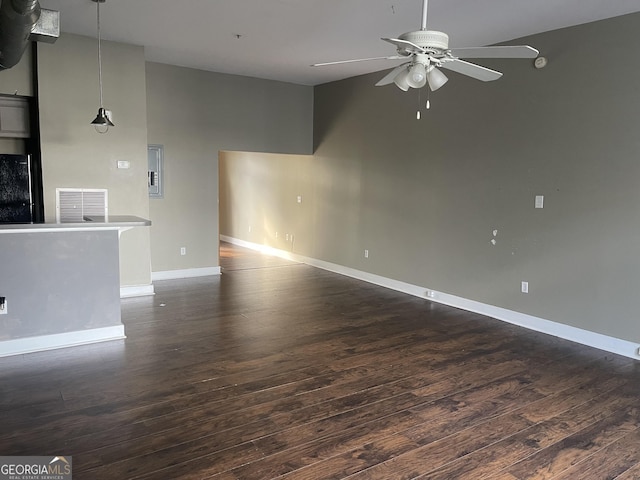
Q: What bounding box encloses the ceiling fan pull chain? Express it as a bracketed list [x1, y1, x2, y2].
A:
[416, 88, 422, 120]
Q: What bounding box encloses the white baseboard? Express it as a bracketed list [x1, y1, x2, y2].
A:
[0, 325, 126, 358]
[221, 236, 640, 360]
[152, 266, 221, 281]
[120, 284, 155, 298]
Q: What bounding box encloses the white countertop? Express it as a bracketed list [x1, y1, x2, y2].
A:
[0, 215, 151, 233]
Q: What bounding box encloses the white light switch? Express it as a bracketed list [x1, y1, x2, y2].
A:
[535, 195, 544, 209]
[521, 281, 529, 293]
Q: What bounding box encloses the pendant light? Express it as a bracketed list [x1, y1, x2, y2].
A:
[90, 0, 114, 134]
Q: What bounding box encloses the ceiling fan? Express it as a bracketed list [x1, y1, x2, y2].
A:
[312, 0, 539, 94]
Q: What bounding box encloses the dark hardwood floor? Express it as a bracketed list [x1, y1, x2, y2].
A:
[2, 242, 640, 479]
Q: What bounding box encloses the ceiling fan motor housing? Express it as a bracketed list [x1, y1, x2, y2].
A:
[399, 30, 449, 51]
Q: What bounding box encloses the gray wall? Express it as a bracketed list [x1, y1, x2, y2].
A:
[0, 43, 32, 97]
[219, 13, 640, 343]
[145, 62, 313, 273]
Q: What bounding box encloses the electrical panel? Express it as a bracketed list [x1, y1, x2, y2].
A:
[148, 144, 164, 198]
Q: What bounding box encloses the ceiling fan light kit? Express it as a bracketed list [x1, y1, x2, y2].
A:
[313, 0, 539, 102]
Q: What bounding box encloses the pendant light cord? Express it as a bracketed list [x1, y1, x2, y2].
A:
[96, 0, 104, 108]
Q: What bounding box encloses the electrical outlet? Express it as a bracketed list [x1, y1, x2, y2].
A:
[180, 247, 186, 256]
[0, 297, 6, 315]
[521, 281, 529, 293]
[426, 290, 436, 299]
[364, 249, 369, 258]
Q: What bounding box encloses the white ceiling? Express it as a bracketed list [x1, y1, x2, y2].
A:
[38, 0, 640, 86]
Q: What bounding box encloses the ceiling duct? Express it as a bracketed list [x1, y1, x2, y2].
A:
[30, 8, 60, 44]
[0, 0, 60, 71]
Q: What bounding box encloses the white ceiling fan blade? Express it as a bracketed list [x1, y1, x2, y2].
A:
[312, 55, 405, 67]
[381, 37, 425, 54]
[440, 59, 503, 81]
[375, 63, 410, 86]
[448, 45, 539, 59]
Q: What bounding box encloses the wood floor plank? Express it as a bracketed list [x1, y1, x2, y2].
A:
[548, 428, 640, 480]
[612, 460, 640, 479]
[409, 390, 640, 479]
[333, 413, 535, 480]
[1, 242, 639, 479]
[144, 412, 420, 480]
[500, 401, 640, 479]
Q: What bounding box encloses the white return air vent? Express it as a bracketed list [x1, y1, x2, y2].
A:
[56, 188, 108, 223]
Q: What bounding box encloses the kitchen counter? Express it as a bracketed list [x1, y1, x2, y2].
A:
[0, 215, 151, 233]
[0, 216, 151, 357]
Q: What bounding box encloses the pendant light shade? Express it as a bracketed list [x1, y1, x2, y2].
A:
[91, 107, 114, 129]
[90, 0, 114, 133]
